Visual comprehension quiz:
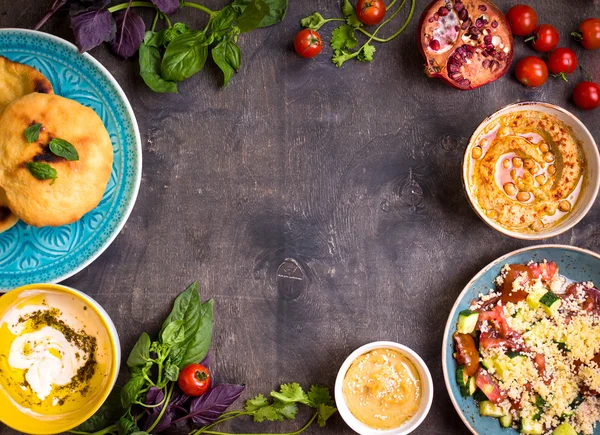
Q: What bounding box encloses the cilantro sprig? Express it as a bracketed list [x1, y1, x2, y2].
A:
[300, 0, 416, 67]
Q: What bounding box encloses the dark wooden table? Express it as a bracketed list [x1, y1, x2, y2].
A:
[1, 0, 599, 433]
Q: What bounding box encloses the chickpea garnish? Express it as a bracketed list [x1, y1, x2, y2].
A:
[502, 159, 511, 169]
[540, 143, 550, 153]
[535, 175, 546, 185]
[544, 152, 555, 163]
[510, 169, 517, 178]
[504, 183, 517, 196]
[472, 146, 483, 159]
[548, 165, 556, 175]
[517, 191, 531, 202]
[531, 220, 544, 232]
[524, 158, 535, 169]
[513, 157, 523, 168]
[488, 210, 499, 219]
[559, 200, 571, 212]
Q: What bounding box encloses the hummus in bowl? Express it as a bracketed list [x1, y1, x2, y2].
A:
[464, 102, 599, 239]
[0, 283, 120, 434]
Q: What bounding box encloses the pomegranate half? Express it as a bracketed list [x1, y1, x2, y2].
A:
[418, 0, 514, 90]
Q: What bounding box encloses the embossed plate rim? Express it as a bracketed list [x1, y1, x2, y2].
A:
[0, 28, 142, 289]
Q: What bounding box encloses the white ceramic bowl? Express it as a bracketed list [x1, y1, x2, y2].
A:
[463, 101, 600, 240]
[334, 341, 433, 435]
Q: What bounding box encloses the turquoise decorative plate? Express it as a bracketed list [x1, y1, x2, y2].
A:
[0, 29, 141, 290]
[442, 245, 600, 435]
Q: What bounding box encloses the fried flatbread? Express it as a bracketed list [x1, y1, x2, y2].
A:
[0, 55, 53, 112]
[0, 188, 19, 233]
[0, 93, 113, 227]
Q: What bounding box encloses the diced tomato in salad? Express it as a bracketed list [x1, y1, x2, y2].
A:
[500, 262, 558, 304]
[454, 333, 480, 376]
[475, 368, 505, 403]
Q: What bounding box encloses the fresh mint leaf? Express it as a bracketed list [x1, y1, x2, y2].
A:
[24, 123, 42, 143]
[358, 42, 376, 62]
[161, 31, 208, 82]
[235, 0, 270, 32]
[126, 332, 150, 367]
[49, 138, 79, 161]
[25, 162, 57, 183]
[161, 319, 186, 346]
[342, 0, 361, 28]
[300, 12, 326, 30]
[121, 374, 145, 408]
[139, 39, 178, 93]
[212, 39, 241, 87]
[307, 385, 333, 407]
[316, 403, 337, 427]
[270, 383, 308, 404]
[331, 24, 357, 51]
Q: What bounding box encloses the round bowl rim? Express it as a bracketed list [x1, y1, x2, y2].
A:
[441, 244, 600, 435]
[462, 101, 600, 240]
[335, 340, 434, 435]
[0, 283, 121, 434]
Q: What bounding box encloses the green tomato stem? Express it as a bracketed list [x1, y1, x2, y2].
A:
[108, 1, 155, 13]
[198, 413, 318, 435]
[182, 2, 214, 15]
[147, 383, 174, 433]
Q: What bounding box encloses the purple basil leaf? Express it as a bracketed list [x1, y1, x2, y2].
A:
[70, 6, 114, 52]
[146, 386, 164, 405]
[109, 9, 145, 59]
[142, 388, 189, 433]
[200, 352, 210, 369]
[151, 0, 179, 15]
[188, 384, 245, 426]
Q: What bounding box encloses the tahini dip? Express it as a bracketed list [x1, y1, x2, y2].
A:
[0, 289, 113, 416]
[468, 110, 586, 234]
[342, 348, 422, 429]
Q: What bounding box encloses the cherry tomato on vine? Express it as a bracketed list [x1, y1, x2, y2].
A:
[547, 48, 578, 81]
[573, 82, 600, 110]
[515, 56, 548, 87]
[505, 4, 537, 37]
[572, 18, 600, 50]
[294, 29, 323, 58]
[528, 24, 559, 52]
[178, 364, 211, 396]
[356, 0, 386, 26]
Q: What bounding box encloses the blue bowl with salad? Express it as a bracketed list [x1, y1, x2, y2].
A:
[442, 245, 600, 435]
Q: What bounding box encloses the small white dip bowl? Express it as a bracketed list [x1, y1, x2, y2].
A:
[334, 341, 433, 435]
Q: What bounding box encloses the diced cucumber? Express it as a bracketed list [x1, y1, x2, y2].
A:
[563, 395, 584, 417]
[481, 357, 493, 370]
[473, 389, 488, 402]
[479, 401, 505, 418]
[554, 340, 570, 352]
[507, 350, 526, 359]
[461, 376, 477, 397]
[456, 365, 469, 388]
[499, 415, 513, 428]
[553, 422, 578, 435]
[520, 417, 544, 434]
[457, 310, 480, 334]
[535, 395, 547, 409]
[540, 291, 561, 316]
[527, 286, 548, 309]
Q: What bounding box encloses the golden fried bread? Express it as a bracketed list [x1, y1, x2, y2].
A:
[0, 93, 113, 227]
[0, 188, 19, 233]
[0, 56, 53, 113]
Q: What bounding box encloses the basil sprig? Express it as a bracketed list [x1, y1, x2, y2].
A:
[25, 162, 57, 184]
[49, 138, 79, 161]
[24, 123, 42, 143]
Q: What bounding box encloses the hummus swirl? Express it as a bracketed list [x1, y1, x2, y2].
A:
[469, 111, 585, 232]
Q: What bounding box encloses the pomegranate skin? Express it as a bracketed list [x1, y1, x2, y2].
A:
[417, 0, 514, 91]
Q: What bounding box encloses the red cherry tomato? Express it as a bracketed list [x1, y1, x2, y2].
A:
[547, 48, 578, 81]
[178, 364, 211, 396]
[572, 18, 600, 50]
[573, 82, 600, 110]
[515, 56, 548, 87]
[356, 0, 386, 26]
[505, 4, 537, 37]
[528, 24, 559, 52]
[294, 29, 323, 58]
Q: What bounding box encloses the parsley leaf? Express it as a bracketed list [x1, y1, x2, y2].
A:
[341, 0, 361, 28]
[330, 24, 358, 51]
[24, 123, 42, 143]
[317, 404, 337, 427]
[253, 405, 284, 422]
[245, 393, 269, 411]
[307, 385, 333, 407]
[270, 382, 309, 404]
[300, 12, 326, 30]
[358, 42, 376, 62]
[332, 49, 356, 67]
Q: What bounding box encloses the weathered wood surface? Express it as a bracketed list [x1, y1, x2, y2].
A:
[1, 0, 600, 433]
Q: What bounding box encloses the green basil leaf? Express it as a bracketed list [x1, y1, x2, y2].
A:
[211, 6, 237, 34]
[161, 319, 186, 346]
[161, 31, 208, 82]
[49, 138, 79, 161]
[164, 22, 190, 45]
[212, 39, 241, 87]
[232, 0, 287, 28]
[178, 299, 213, 368]
[139, 41, 178, 93]
[25, 162, 57, 182]
[130, 432, 149, 435]
[235, 0, 270, 32]
[118, 417, 139, 435]
[164, 362, 180, 382]
[24, 123, 42, 143]
[144, 30, 166, 47]
[75, 387, 123, 432]
[120, 375, 145, 408]
[126, 332, 150, 367]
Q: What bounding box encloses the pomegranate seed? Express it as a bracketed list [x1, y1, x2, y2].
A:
[461, 19, 471, 30]
[448, 63, 460, 73]
[429, 17, 434, 23]
[449, 72, 463, 81]
[470, 27, 481, 36]
[458, 9, 468, 20]
[478, 4, 487, 11]
[482, 51, 489, 57]
[460, 78, 471, 87]
[455, 2, 464, 12]
[466, 52, 473, 59]
[497, 52, 506, 60]
[484, 35, 492, 44]
[434, 12, 439, 20]
[482, 59, 491, 69]
[491, 20, 498, 28]
[438, 7, 449, 16]
[455, 25, 460, 31]
[476, 18, 483, 28]
[429, 39, 441, 51]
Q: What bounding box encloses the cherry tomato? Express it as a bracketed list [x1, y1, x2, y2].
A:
[573, 81, 600, 110]
[515, 56, 548, 87]
[547, 48, 578, 80]
[505, 4, 537, 37]
[528, 24, 559, 52]
[294, 29, 323, 58]
[356, 0, 386, 26]
[572, 18, 600, 50]
[178, 364, 211, 396]
[454, 333, 480, 377]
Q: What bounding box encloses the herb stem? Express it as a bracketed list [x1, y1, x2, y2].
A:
[69, 423, 118, 435]
[147, 383, 174, 433]
[182, 2, 214, 15]
[199, 413, 318, 435]
[356, 0, 414, 43]
[151, 10, 160, 32]
[387, 0, 398, 9]
[163, 13, 172, 28]
[134, 388, 167, 408]
[190, 412, 253, 434]
[33, 0, 67, 30]
[108, 1, 155, 13]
